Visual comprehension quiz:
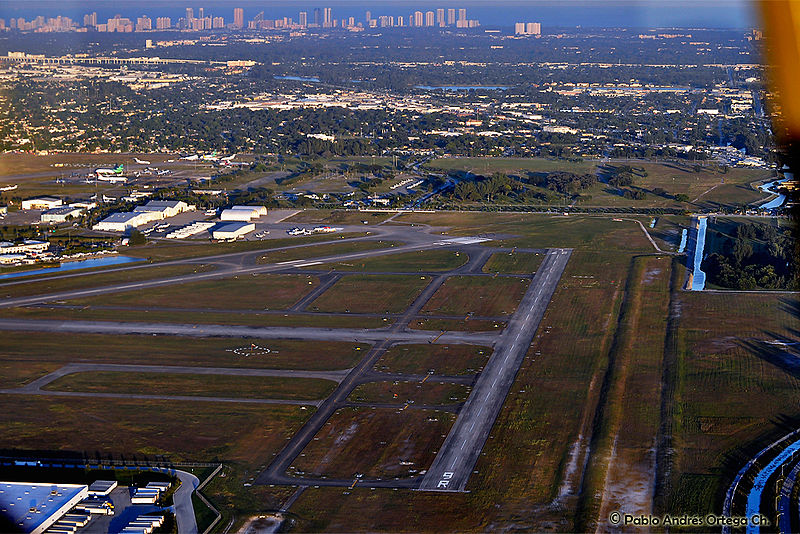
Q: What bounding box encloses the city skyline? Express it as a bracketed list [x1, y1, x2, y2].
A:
[2, 5, 486, 33]
[0, 1, 757, 29]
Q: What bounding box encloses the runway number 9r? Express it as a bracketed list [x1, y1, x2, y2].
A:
[438, 472, 454, 488]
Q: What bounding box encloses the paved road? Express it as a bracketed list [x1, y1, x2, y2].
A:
[20, 363, 351, 391]
[0, 362, 353, 407]
[0, 387, 322, 406]
[617, 218, 678, 254]
[0, 318, 499, 345]
[32, 303, 512, 322]
[289, 273, 342, 312]
[419, 248, 572, 492]
[173, 470, 200, 534]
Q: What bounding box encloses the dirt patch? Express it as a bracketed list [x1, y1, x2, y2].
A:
[236, 515, 283, 534]
[596, 439, 658, 533]
[642, 267, 662, 285]
[693, 335, 739, 353]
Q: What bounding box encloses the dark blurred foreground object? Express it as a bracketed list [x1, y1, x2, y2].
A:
[758, 0, 800, 284]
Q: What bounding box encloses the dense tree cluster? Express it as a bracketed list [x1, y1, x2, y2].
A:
[703, 221, 797, 290]
[530, 171, 597, 194]
[453, 172, 523, 202]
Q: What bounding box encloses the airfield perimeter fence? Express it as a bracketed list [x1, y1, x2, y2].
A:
[0, 454, 219, 472]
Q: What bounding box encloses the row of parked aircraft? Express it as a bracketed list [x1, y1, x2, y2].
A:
[179, 150, 239, 164]
[91, 152, 243, 182]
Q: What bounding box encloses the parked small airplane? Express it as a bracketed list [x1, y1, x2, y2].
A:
[181, 150, 221, 162]
[95, 163, 124, 176]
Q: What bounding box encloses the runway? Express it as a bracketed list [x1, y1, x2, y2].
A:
[0, 235, 479, 310]
[418, 248, 572, 491]
[0, 318, 499, 345]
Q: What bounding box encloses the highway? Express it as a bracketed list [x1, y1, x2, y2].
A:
[419, 248, 572, 492]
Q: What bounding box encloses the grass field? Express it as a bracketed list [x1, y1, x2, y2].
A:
[579, 255, 672, 530]
[396, 212, 658, 253]
[0, 305, 390, 329]
[284, 210, 396, 225]
[308, 249, 468, 272]
[585, 162, 771, 209]
[482, 252, 544, 274]
[0, 361, 66, 389]
[0, 264, 214, 298]
[667, 293, 800, 517]
[0, 395, 311, 468]
[421, 276, 530, 316]
[422, 158, 772, 209]
[409, 317, 506, 332]
[257, 240, 399, 264]
[290, 407, 455, 479]
[424, 157, 596, 175]
[289, 487, 481, 532]
[374, 344, 490, 376]
[348, 381, 471, 405]
[309, 274, 430, 314]
[0, 332, 370, 372]
[44, 372, 338, 401]
[69, 273, 320, 310]
[129, 232, 370, 262]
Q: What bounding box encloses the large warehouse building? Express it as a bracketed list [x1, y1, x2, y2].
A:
[41, 206, 84, 223]
[93, 211, 157, 232]
[132, 200, 192, 219]
[21, 197, 62, 210]
[93, 200, 194, 232]
[220, 205, 267, 222]
[212, 222, 255, 240]
[0, 481, 88, 534]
